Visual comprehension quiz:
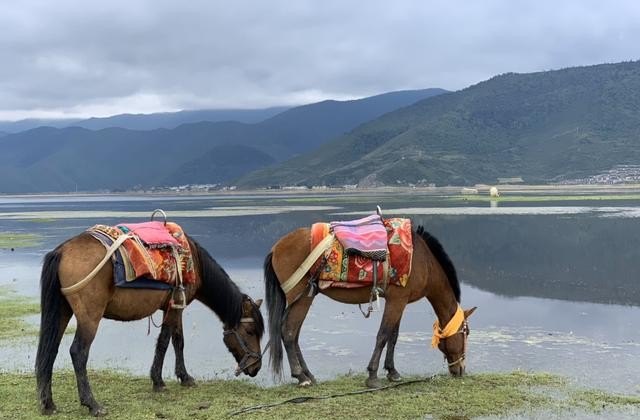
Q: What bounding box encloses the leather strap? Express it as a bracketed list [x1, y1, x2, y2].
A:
[281, 233, 335, 295]
[61, 234, 132, 296]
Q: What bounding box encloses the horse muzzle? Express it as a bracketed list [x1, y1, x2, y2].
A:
[235, 360, 261, 377]
[447, 354, 466, 376]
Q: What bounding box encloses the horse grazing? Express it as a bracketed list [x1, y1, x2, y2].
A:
[35, 230, 264, 416]
[265, 224, 476, 388]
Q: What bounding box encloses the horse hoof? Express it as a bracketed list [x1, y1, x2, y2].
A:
[387, 371, 403, 382]
[181, 377, 196, 387]
[90, 406, 108, 417]
[40, 403, 57, 415]
[365, 378, 382, 389]
[298, 379, 313, 387]
[153, 384, 166, 392]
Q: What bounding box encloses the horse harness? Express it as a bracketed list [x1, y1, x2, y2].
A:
[440, 318, 469, 368]
[224, 310, 269, 376]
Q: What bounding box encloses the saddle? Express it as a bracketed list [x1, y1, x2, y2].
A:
[330, 214, 388, 261]
[87, 221, 196, 290]
[116, 221, 182, 247]
[311, 215, 413, 289]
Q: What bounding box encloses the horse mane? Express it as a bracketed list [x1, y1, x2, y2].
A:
[188, 236, 261, 333]
[415, 226, 461, 302]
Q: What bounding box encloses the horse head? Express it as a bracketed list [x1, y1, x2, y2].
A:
[223, 296, 264, 377]
[434, 306, 477, 376]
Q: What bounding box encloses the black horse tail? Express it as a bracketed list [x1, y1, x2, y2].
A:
[35, 249, 68, 395]
[264, 252, 285, 378]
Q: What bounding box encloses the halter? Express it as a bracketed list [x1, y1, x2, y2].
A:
[223, 316, 268, 376]
[442, 319, 469, 368]
[431, 305, 469, 368]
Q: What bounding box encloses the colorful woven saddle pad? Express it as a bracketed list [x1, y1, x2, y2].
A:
[87, 222, 196, 289]
[117, 221, 181, 247]
[311, 217, 414, 289]
[330, 214, 388, 260]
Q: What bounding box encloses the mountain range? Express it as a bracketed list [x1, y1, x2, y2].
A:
[239, 61, 640, 187]
[4, 60, 640, 193]
[0, 88, 445, 193]
[0, 108, 291, 133]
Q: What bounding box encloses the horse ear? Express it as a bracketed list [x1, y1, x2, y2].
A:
[255, 298, 263, 308]
[464, 306, 477, 318]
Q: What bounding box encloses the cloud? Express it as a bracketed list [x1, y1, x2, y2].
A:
[1, 0, 640, 119]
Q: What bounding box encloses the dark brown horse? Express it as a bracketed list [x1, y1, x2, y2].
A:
[264, 225, 476, 388]
[35, 232, 264, 416]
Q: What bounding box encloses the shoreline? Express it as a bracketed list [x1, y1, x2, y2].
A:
[4, 183, 640, 199]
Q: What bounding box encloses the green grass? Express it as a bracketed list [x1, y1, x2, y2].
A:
[1, 370, 639, 419]
[0, 232, 42, 248]
[0, 286, 41, 340]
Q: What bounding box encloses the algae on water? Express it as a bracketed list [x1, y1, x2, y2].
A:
[0, 232, 41, 249]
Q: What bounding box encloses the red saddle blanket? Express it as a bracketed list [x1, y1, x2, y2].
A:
[311, 217, 413, 289]
[87, 222, 196, 286]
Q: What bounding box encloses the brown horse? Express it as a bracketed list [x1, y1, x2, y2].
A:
[264, 225, 476, 388]
[35, 232, 264, 416]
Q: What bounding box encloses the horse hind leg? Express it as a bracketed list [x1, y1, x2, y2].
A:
[294, 325, 315, 385]
[69, 318, 106, 417]
[282, 295, 315, 386]
[365, 298, 407, 388]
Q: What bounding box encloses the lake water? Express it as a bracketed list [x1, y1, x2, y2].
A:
[1, 192, 640, 395]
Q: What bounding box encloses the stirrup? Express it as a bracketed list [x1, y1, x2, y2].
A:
[171, 285, 186, 310]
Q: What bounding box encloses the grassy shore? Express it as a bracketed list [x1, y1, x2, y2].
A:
[1, 370, 639, 419]
[0, 232, 41, 248]
[0, 286, 41, 340]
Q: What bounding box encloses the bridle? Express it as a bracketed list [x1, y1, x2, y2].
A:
[223, 315, 270, 376]
[441, 319, 469, 368]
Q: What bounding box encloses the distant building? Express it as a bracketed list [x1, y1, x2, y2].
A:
[489, 186, 500, 197]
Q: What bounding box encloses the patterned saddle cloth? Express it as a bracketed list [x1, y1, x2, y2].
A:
[311, 217, 414, 289]
[330, 214, 388, 260]
[88, 222, 196, 289]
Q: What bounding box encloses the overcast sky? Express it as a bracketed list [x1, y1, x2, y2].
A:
[2, 0, 640, 120]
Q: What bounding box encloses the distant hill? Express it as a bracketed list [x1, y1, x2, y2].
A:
[69, 107, 290, 131]
[0, 108, 289, 133]
[0, 118, 82, 133]
[0, 88, 445, 193]
[238, 61, 640, 187]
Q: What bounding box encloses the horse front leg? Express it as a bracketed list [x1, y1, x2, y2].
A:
[282, 295, 315, 386]
[70, 321, 105, 416]
[383, 320, 403, 382]
[170, 311, 195, 387]
[365, 298, 407, 388]
[150, 322, 172, 391]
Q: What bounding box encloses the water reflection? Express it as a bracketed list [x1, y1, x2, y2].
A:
[1, 194, 640, 393]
